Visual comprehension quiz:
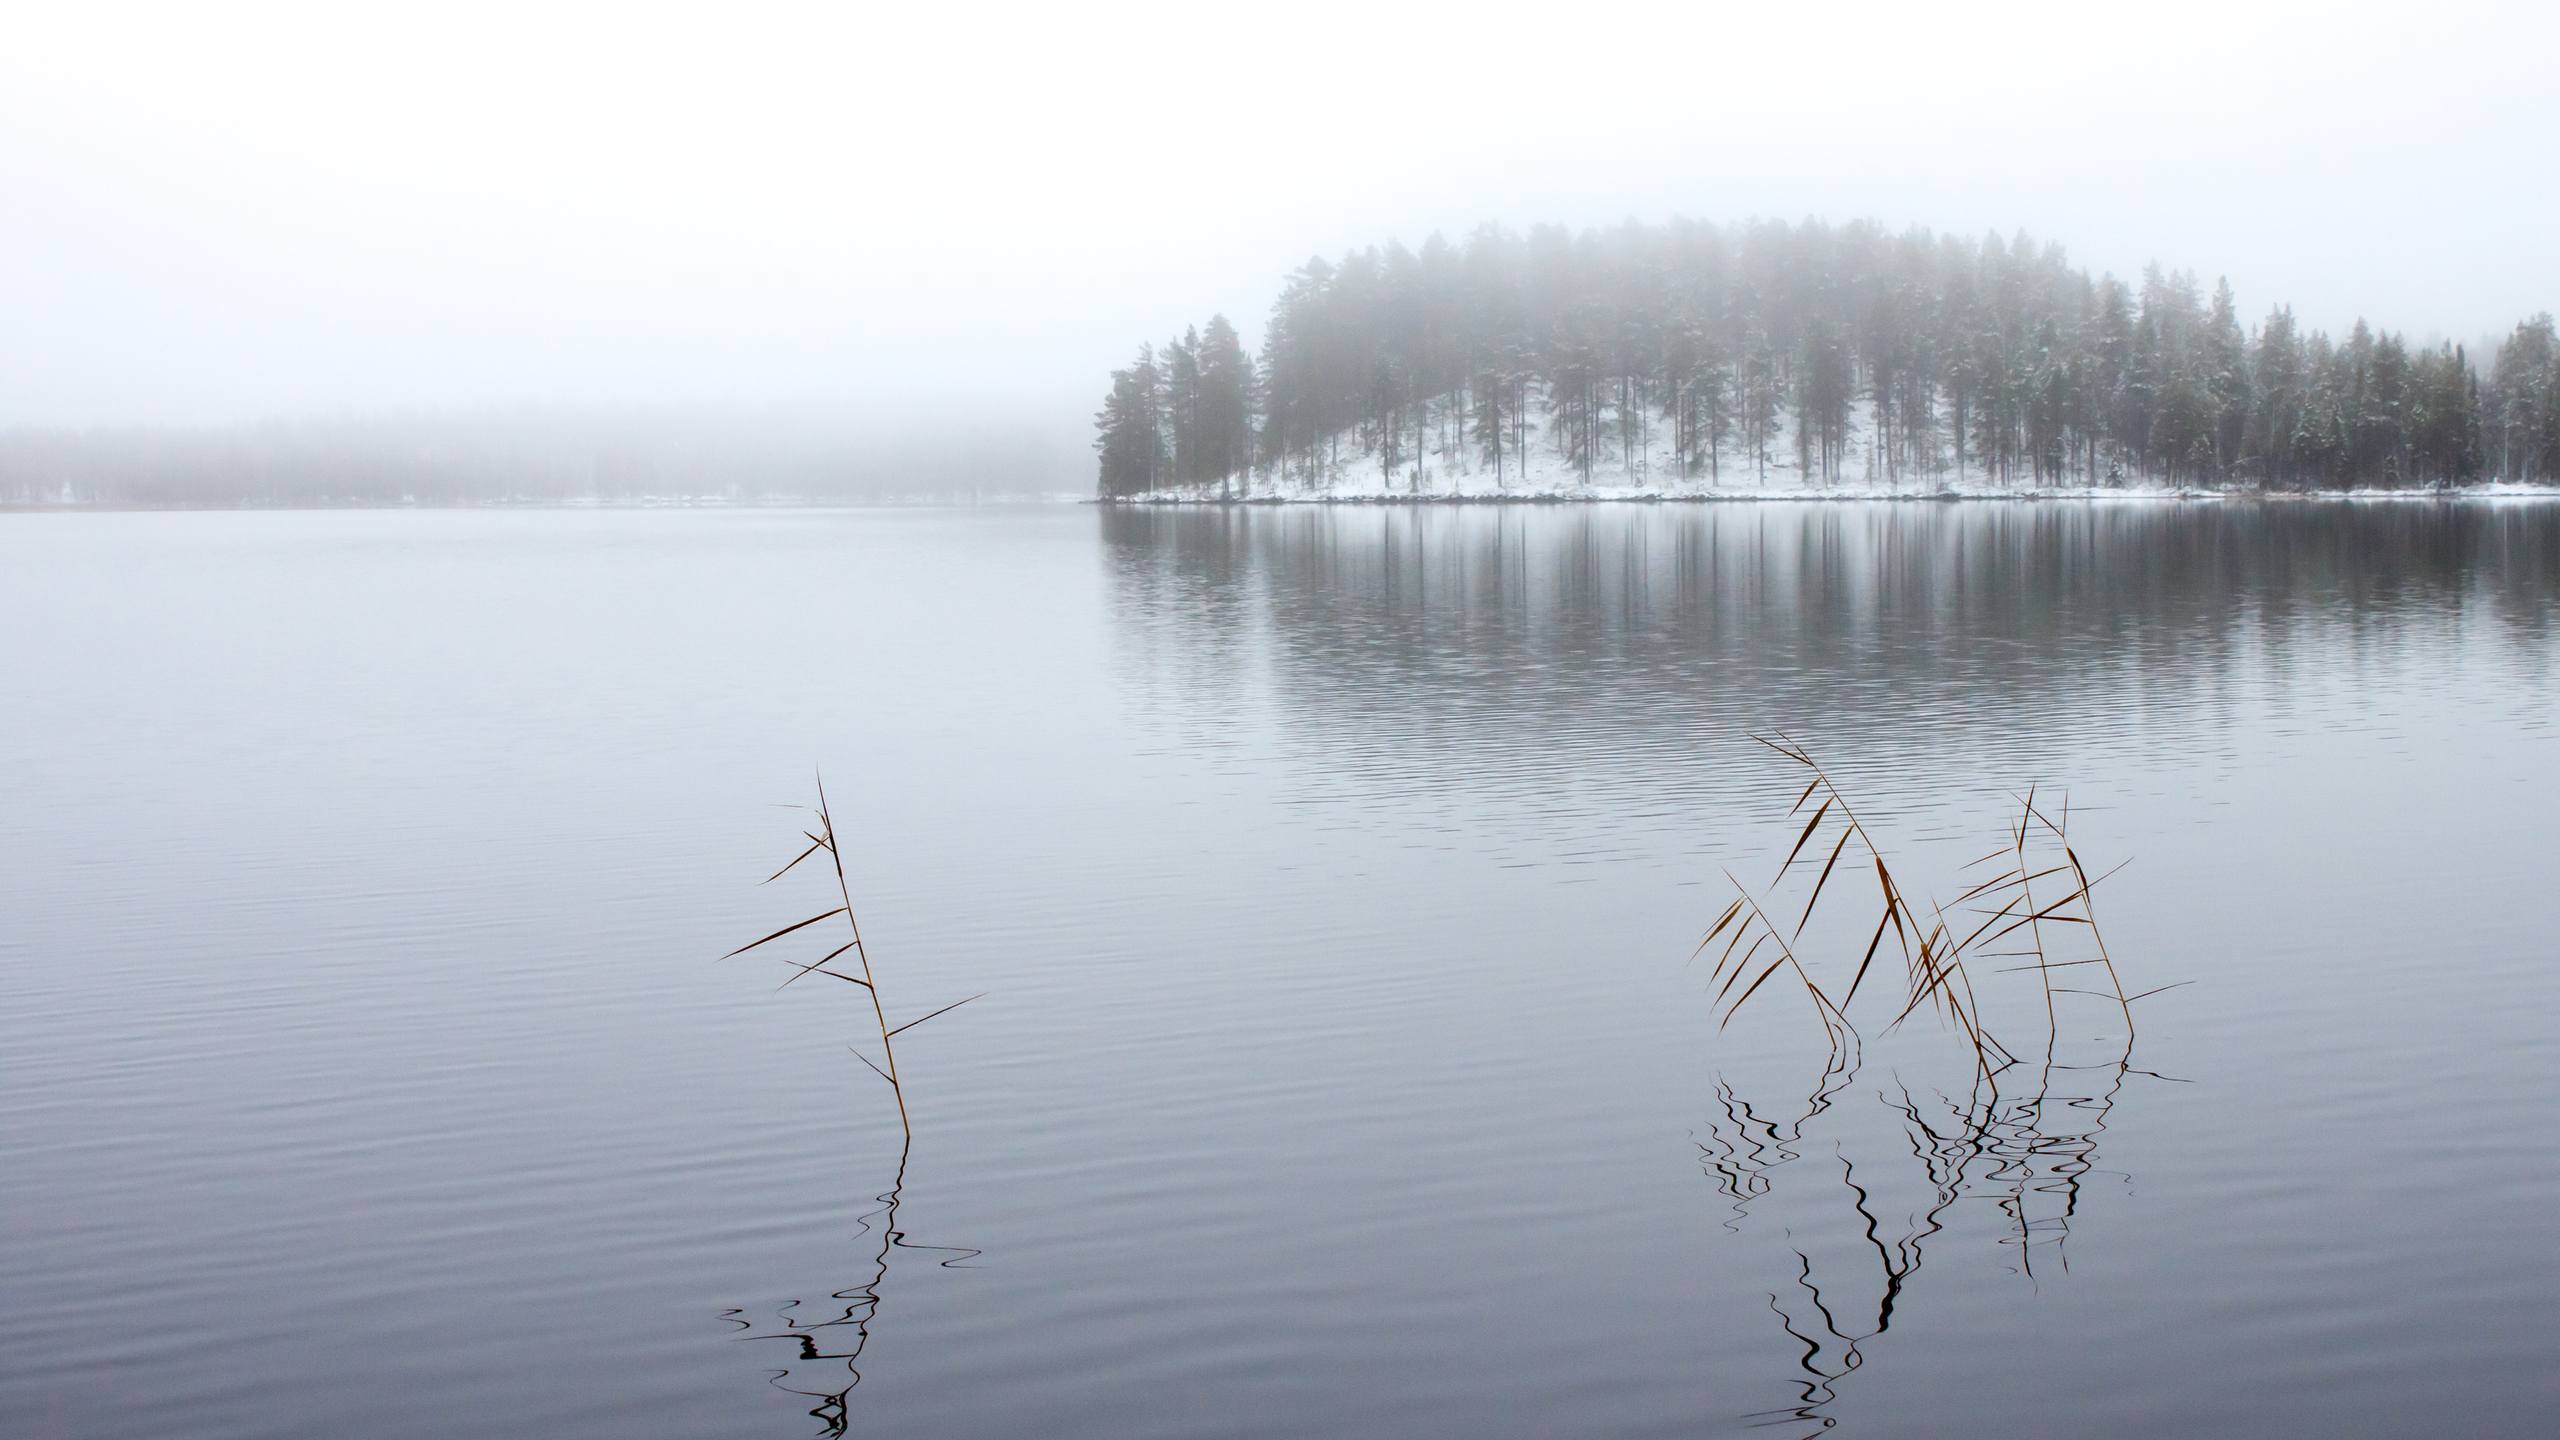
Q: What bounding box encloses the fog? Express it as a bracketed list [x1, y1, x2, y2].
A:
[5, 0, 2555, 494]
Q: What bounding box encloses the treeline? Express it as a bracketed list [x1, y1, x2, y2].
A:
[0, 406, 1085, 506]
[1096, 218, 2560, 496]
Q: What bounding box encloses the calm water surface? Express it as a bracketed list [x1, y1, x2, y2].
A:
[4, 503, 2556, 1438]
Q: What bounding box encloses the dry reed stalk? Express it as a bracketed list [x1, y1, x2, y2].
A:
[725, 771, 982, 1141]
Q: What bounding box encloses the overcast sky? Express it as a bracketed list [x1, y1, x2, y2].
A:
[5, 0, 2554, 440]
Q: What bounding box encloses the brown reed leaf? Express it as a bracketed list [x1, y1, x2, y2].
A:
[1721, 956, 1798, 1030]
[886, 993, 986, 1039]
[1783, 798, 1833, 872]
[723, 907, 849, 960]
[777, 940, 865, 991]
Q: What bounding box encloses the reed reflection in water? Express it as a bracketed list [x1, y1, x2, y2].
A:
[724, 1139, 981, 1436]
[1703, 1039, 2171, 1436]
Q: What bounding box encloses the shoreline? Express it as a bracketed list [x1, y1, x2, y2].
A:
[0, 494, 1084, 515]
[1094, 485, 2560, 506]
[12, 486, 2560, 515]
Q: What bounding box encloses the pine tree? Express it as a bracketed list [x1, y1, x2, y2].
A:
[1093, 345, 1167, 497]
[1196, 315, 1253, 499]
[1471, 359, 1511, 486]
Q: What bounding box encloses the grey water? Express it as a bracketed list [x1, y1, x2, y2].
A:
[4, 501, 2556, 1438]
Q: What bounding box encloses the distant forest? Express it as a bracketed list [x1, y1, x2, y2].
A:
[0, 407, 1081, 507]
[1095, 218, 2560, 496]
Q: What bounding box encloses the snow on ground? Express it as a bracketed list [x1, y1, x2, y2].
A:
[1124, 392, 2559, 503]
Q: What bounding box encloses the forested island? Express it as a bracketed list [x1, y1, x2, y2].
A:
[1094, 218, 2560, 500]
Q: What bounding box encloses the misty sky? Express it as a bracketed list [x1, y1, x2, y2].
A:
[6, 0, 2555, 437]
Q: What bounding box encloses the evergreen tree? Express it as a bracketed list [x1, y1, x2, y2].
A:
[1093, 345, 1167, 497]
[1195, 315, 1252, 499]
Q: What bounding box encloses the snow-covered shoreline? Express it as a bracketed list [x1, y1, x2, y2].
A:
[1101, 481, 2560, 506]
[1102, 393, 2560, 504]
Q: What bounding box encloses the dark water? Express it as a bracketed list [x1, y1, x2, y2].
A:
[4, 502, 2556, 1438]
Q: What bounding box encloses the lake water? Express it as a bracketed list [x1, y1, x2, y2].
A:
[4, 502, 2556, 1438]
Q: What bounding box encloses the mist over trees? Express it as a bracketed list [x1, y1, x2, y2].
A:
[1097, 218, 2560, 497]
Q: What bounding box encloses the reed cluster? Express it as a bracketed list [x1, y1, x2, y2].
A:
[1701, 735, 2173, 1084]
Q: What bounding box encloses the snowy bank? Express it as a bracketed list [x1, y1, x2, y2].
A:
[1107, 392, 2560, 504]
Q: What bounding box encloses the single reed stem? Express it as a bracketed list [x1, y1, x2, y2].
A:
[2013, 789, 2061, 1062]
[816, 772, 911, 1141]
[726, 770, 983, 1141]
